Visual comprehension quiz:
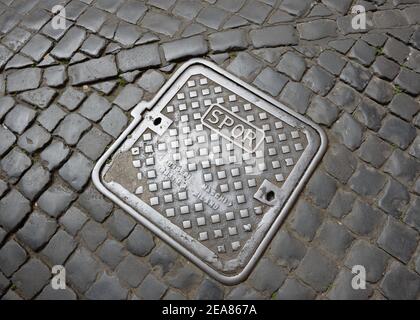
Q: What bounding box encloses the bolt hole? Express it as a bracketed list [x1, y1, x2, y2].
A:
[266, 191, 275, 202]
[153, 117, 162, 126]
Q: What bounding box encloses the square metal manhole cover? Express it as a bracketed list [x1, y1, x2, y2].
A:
[93, 59, 327, 284]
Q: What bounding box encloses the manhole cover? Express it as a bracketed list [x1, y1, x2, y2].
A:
[93, 59, 327, 284]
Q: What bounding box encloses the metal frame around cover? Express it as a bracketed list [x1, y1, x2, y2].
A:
[92, 58, 328, 285]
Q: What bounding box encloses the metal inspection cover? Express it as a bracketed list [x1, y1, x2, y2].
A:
[93, 59, 327, 284]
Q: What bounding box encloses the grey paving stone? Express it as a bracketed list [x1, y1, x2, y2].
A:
[252, 67, 288, 96]
[40, 140, 70, 171]
[223, 15, 249, 29]
[78, 185, 113, 223]
[0, 126, 16, 156]
[162, 35, 208, 62]
[20, 34, 51, 62]
[38, 184, 76, 218]
[59, 206, 88, 236]
[388, 93, 420, 121]
[77, 127, 111, 161]
[127, 225, 155, 257]
[116, 254, 149, 287]
[383, 37, 409, 64]
[340, 62, 371, 92]
[380, 261, 420, 300]
[0, 147, 32, 182]
[17, 125, 51, 154]
[58, 87, 86, 111]
[297, 19, 337, 40]
[66, 247, 101, 293]
[249, 258, 286, 294]
[0, 44, 13, 69]
[195, 278, 224, 300]
[0, 189, 31, 231]
[116, 43, 160, 73]
[100, 106, 128, 138]
[86, 271, 128, 300]
[37, 104, 67, 133]
[318, 220, 354, 258]
[141, 11, 181, 36]
[166, 265, 201, 292]
[358, 134, 392, 168]
[136, 70, 165, 94]
[348, 40, 376, 67]
[364, 77, 394, 105]
[321, 0, 353, 14]
[0, 179, 8, 199]
[59, 152, 93, 191]
[50, 27, 86, 60]
[41, 229, 76, 266]
[55, 113, 91, 146]
[276, 278, 316, 300]
[0, 96, 14, 120]
[1, 27, 31, 51]
[69, 55, 118, 85]
[378, 178, 410, 218]
[384, 149, 419, 184]
[328, 269, 373, 300]
[303, 65, 335, 96]
[279, 82, 312, 114]
[94, 0, 124, 13]
[106, 209, 135, 241]
[290, 200, 322, 241]
[329, 38, 355, 54]
[226, 284, 261, 300]
[344, 240, 389, 283]
[317, 50, 346, 76]
[36, 285, 77, 300]
[328, 190, 355, 219]
[209, 29, 248, 53]
[114, 22, 141, 47]
[332, 112, 364, 151]
[195, 6, 228, 30]
[17, 164, 50, 201]
[296, 248, 338, 292]
[371, 55, 400, 81]
[378, 115, 416, 149]
[7, 67, 42, 93]
[113, 84, 143, 111]
[79, 92, 111, 121]
[408, 136, 420, 159]
[354, 98, 386, 132]
[80, 220, 107, 251]
[405, 197, 420, 232]
[64, 0, 88, 21]
[327, 82, 361, 113]
[98, 239, 125, 268]
[77, 7, 107, 32]
[173, 0, 204, 20]
[306, 170, 337, 209]
[17, 211, 57, 251]
[135, 274, 167, 300]
[0, 271, 10, 295]
[279, 0, 313, 16]
[250, 25, 298, 48]
[394, 68, 420, 95]
[0, 240, 27, 277]
[116, 0, 147, 23]
[149, 244, 178, 276]
[40, 17, 72, 41]
[406, 47, 420, 73]
[163, 290, 187, 300]
[238, 0, 272, 23]
[269, 230, 306, 270]
[343, 199, 384, 236]
[349, 163, 386, 197]
[80, 34, 105, 57]
[4, 104, 36, 134]
[19, 87, 57, 109]
[12, 258, 50, 299]
[92, 80, 118, 95]
[276, 52, 306, 82]
[307, 96, 338, 126]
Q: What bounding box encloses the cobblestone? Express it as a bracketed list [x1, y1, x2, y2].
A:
[17, 125, 51, 154]
[116, 44, 161, 73]
[116, 254, 149, 288]
[276, 278, 316, 300]
[343, 199, 384, 236]
[12, 258, 50, 299]
[380, 261, 420, 300]
[328, 269, 373, 300]
[6, 68, 42, 93]
[59, 152, 93, 191]
[55, 113, 91, 146]
[249, 258, 286, 294]
[69, 55, 118, 85]
[86, 271, 128, 300]
[276, 51, 306, 81]
[19, 87, 57, 109]
[4, 104, 36, 134]
[127, 225, 155, 257]
[378, 115, 416, 149]
[0, 240, 27, 277]
[279, 82, 312, 114]
[290, 200, 322, 241]
[40, 140, 70, 171]
[332, 112, 364, 151]
[135, 274, 167, 300]
[0, 189, 31, 231]
[38, 184, 77, 218]
[41, 229, 76, 266]
[17, 164, 50, 201]
[66, 247, 101, 293]
[250, 25, 298, 48]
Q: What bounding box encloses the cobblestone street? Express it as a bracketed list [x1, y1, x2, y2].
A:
[0, 0, 419, 300]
